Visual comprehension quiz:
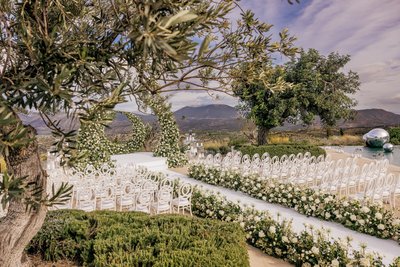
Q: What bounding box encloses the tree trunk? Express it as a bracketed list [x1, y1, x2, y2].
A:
[257, 126, 270, 146]
[326, 126, 333, 138]
[0, 124, 47, 267]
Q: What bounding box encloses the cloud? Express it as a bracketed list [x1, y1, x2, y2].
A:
[234, 0, 400, 114]
[118, 1, 400, 115]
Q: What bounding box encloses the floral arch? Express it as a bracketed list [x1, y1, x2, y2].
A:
[76, 94, 187, 168]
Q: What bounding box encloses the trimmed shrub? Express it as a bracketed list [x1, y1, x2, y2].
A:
[238, 144, 326, 158]
[28, 210, 249, 267]
[389, 127, 400, 145]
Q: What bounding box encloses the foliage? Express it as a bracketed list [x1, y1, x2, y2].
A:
[0, 0, 300, 263]
[188, 164, 400, 241]
[28, 210, 249, 266]
[233, 65, 297, 145]
[233, 48, 360, 144]
[389, 127, 400, 145]
[238, 144, 326, 158]
[192, 189, 388, 266]
[76, 109, 147, 169]
[144, 94, 187, 168]
[285, 49, 360, 129]
[206, 145, 230, 155]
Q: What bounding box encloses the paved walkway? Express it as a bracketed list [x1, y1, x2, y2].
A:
[164, 169, 400, 265]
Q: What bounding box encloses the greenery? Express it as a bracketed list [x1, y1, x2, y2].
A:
[192, 189, 388, 266]
[0, 0, 301, 264]
[144, 94, 187, 168]
[285, 49, 360, 136]
[76, 109, 147, 168]
[189, 164, 400, 241]
[237, 144, 326, 158]
[28, 210, 249, 266]
[233, 49, 360, 144]
[389, 127, 400, 145]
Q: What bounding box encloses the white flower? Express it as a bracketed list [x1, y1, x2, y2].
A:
[331, 259, 340, 267]
[361, 206, 370, 213]
[325, 212, 331, 219]
[343, 201, 349, 207]
[291, 237, 298, 243]
[358, 219, 365, 225]
[240, 222, 245, 228]
[282, 236, 289, 243]
[258, 231, 265, 238]
[377, 224, 385, 230]
[350, 215, 357, 221]
[315, 199, 320, 204]
[375, 213, 382, 220]
[311, 246, 319, 255]
[254, 216, 261, 222]
[301, 196, 307, 201]
[269, 226, 276, 234]
[360, 258, 371, 267]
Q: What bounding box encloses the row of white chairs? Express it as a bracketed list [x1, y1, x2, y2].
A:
[47, 164, 193, 215]
[194, 151, 329, 178]
[193, 151, 400, 209]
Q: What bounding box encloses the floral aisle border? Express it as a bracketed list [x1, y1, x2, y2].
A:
[76, 111, 146, 168]
[144, 94, 187, 168]
[188, 164, 400, 242]
[192, 189, 400, 266]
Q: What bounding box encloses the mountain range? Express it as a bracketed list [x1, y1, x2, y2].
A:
[20, 105, 400, 135]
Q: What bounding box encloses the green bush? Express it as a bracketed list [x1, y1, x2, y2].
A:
[228, 136, 249, 148]
[28, 210, 249, 267]
[389, 127, 400, 145]
[206, 145, 230, 155]
[238, 144, 326, 158]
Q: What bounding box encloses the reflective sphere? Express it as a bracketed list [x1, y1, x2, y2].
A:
[383, 143, 394, 152]
[363, 128, 390, 148]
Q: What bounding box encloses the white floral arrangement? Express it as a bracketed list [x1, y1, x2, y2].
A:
[144, 94, 187, 168]
[76, 110, 147, 168]
[191, 189, 396, 266]
[188, 163, 400, 242]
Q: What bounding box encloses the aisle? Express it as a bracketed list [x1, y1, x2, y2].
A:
[164, 170, 400, 265]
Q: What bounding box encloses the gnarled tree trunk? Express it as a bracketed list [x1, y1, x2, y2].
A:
[257, 126, 270, 146]
[0, 125, 47, 267]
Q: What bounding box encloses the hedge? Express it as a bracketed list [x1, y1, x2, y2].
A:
[389, 127, 400, 145]
[238, 144, 326, 158]
[28, 210, 249, 267]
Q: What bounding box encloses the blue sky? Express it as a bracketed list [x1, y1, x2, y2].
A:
[117, 0, 400, 114]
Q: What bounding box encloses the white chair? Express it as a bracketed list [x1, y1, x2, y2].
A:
[98, 186, 117, 210]
[119, 182, 136, 211]
[391, 174, 400, 209]
[76, 187, 96, 212]
[172, 183, 193, 215]
[135, 190, 152, 213]
[159, 178, 174, 190]
[152, 188, 173, 214]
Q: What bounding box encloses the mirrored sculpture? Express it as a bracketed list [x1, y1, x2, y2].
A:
[363, 128, 390, 148]
[383, 143, 394, 152]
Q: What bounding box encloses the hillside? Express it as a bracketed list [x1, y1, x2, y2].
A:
[19, 105, 400, 134]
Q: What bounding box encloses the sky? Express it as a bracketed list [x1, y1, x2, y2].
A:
[117, 0, 400, 114]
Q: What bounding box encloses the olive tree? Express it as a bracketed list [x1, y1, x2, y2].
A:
[0, 1, 232, 265]
[0, 0, 298, 265]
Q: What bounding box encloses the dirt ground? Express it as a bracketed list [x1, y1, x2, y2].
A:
[247, 245, 293, 267]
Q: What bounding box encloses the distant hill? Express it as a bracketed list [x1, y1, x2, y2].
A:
[19, 105, 400, 134]
[340, 109, 400, 128]
[174, 104, 239, 119]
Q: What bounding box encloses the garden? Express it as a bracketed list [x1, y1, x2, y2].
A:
[0, 1, 399, 267]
